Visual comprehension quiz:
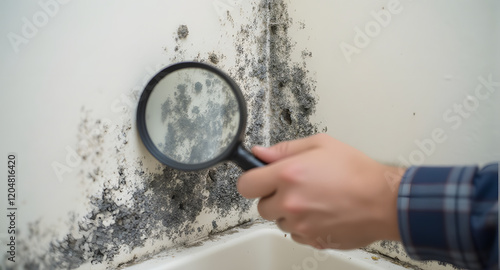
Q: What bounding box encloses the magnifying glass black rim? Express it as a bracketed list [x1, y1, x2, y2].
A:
[137, 61, 248, 171]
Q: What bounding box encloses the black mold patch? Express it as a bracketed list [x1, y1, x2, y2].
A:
[225, 0, 319, 148]
[43, 166, 209, 266]
[364, 241, 462, 270]
[208, 53, 219, 64]
[206, 163, 251, 216]
[245, 87, 267, 146]
[157, 77, 239, 164]
[267, 0, 318, 144]
[194, 82, 203, 92]
[177, 25, 189, 39]
[230, 1, 271, 147]
[12, 110, 254, 269]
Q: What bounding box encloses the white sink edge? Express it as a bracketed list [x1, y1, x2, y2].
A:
[124, 220, 408, 270]
[123, 221, 277, 270]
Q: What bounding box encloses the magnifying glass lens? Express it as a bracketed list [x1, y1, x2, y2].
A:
[144, 68, 240, 165]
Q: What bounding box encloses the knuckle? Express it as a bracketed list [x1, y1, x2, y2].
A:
[274, 141, 290, 155]
[282, 196, 304, 214]
[277, 162, 305, 184]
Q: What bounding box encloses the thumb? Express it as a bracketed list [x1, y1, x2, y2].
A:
[251, 134, 323, 163]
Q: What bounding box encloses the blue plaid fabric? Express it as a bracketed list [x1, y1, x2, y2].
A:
[398, 163, 498, 270]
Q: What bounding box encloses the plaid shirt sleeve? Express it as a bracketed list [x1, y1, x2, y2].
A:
[398, 163, 498, 270]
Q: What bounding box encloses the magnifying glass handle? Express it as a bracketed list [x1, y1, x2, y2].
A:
[232, 143, 267, 171]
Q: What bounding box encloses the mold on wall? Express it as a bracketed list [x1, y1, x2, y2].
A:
[1, 1, 261, 270]
[0, 0, 321, 269]
[23, 113, 255, 269]
[364, 241, 461, 270]
[266, 1, 321, 144]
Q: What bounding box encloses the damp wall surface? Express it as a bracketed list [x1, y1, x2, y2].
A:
[285, 0, 499, 269]
[0, 0, 321, 269]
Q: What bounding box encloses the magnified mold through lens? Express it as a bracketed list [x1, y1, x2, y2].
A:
[144, 68, 240, 165]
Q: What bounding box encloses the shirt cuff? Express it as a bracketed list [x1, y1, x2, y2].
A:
[397, 165, 483, 269]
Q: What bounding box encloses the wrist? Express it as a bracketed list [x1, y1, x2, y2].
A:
[378, 165, 404, 242]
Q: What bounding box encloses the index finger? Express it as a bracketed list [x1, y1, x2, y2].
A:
[237, 163, 280, 199]
[252, 134, 327, 163]
[237, 135, 324, 198]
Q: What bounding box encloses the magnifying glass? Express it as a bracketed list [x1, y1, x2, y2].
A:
[137, 62, 266, 171]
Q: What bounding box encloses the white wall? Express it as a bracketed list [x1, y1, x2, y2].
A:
[288, 0, 499, 166]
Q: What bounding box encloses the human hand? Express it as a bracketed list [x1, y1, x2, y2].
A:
[237, 134, 403, 249]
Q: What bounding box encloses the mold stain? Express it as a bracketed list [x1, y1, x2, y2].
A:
[13, 110, 254, 269]
[177, 25, 189, 39]
[208, 53, 219, 64]
[266, 0, 319, 144]
[364, 241, 462, 270]
[154, 74, 239, 164]
[7, 1, 320, 269]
